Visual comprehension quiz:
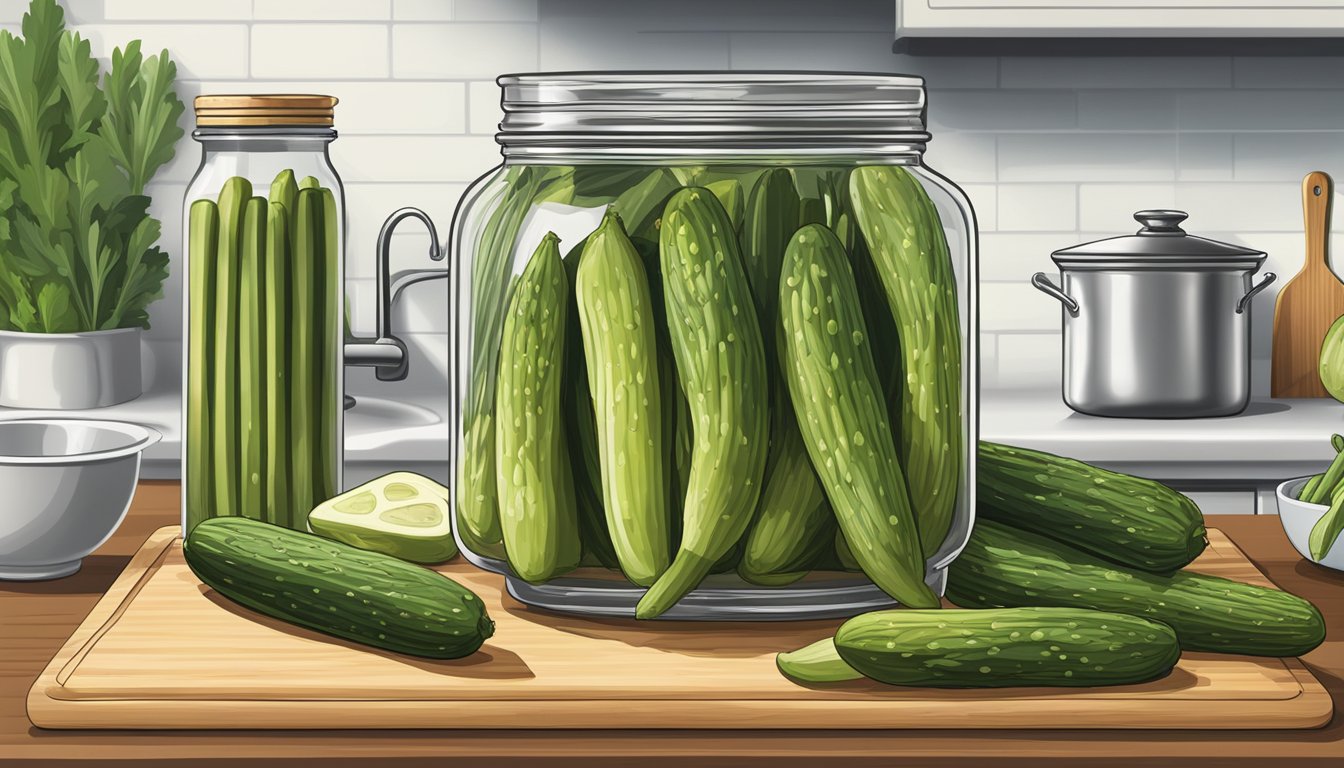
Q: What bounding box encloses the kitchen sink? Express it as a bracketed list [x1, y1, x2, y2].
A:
[342, 390, 448, 488]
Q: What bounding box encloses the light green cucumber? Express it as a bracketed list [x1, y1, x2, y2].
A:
[210, 177, 252, 519]
[308, 472, 457, 564]
[780, 224, 937, 609]
[851, 165, 962, 558]
[495, 232, 582, 583]
[638, 188, 768, 619]
[237, 196, 267, 521]
[290, 188, 324, 525]
[776, 637, 864, 684]
[458, 167, 549, 560]
[706, 178, 744, 230]
[185, 199, 219, 533]
[263, 182, 292, 528]
[576, 211, 670, 586]
[314, 186, 341, 519]
[1309, 481, 1344, 561]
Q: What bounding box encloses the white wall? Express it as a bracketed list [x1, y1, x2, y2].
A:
[3, 0, 1339, 396]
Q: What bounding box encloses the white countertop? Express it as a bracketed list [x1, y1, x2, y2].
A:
[983, 391, 1344, 485]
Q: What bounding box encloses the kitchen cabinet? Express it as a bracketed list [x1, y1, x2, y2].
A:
[3, 482, 1343, 765]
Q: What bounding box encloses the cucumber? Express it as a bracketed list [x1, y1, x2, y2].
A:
[315, 186, 341, 514]
[495, 232, 582, 583]
[290, 188, 324, 526]
[1309, 481, 1344, 560]
[458, 167, 548, 559]
[706, 178, 745, 231]
[185, 199, 219, 533]
[740, 168, 800, 335]
[638, 187, 769, 619]
[575, 212, 670, 586]
[210, 177, 252, 520]
[776, 637, 863, 684]
[851, 165, 962, 558]
[237, 196, 267, 521]
[184, 517, 492, 659]
[947, 519, 1327, 657]
[263, 189, 291, 529]
[780, 224, 938, 609]
[561, 240, 619, 570]
[309, 472, 457, 564]
[978, 441, 1207, 573]
[836, 608, 1180, 688]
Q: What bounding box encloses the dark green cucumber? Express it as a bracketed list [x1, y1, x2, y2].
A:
[947, 519, 1327, 657]
[851, 165, 962, 558]
[639, 187, 769, 618]
[495, 233, 582, 583]
[576, 212, 670, 586]
[780, 224, 937, 609]
[978, 441, 1207, 573]
[836, 607, 1180, 688]
[211, 177, 252, 519]
[290, 188, 324, 525]
[184, 517, 493, 659]
[263, 177, 293, 529]
[741, 168, 800, 335]
[185, 199, 219, 533]
[237, 196, 267, 521]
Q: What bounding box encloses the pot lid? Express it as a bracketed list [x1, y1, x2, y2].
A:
[1051, 210, 1265, 270]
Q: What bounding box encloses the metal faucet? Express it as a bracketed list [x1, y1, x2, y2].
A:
[344, 207, 444, 381]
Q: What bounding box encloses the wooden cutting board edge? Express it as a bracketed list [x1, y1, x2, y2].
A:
[25, 526, 1334, 731]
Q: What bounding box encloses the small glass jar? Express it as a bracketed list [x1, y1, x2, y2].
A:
[451, 73, 979, 620]
[181, 95, 345, 534]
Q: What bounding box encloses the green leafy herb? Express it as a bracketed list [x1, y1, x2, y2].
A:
[0, 0, 182, 333]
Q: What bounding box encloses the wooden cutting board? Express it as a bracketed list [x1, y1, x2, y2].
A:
[1272, 171, 1344, 397]
[27, 526, 1331, 731]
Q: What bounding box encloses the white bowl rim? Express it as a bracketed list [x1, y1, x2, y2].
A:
[0, 418, 162, 465]
[1276, 476, 1330, 509]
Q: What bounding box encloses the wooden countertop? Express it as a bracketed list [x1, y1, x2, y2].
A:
[3, 482, 1343, 767]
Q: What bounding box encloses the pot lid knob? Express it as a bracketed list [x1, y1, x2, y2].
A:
[1134, 210, 1188, 236]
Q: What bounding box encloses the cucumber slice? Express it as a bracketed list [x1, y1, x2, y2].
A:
[308, 472, 457, 564]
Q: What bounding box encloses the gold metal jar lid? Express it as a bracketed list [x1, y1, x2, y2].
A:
[194, 94, 338, 127]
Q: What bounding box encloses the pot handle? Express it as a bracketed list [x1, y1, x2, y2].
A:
[1031, 272, 1079, 316]
[1236, 271, 1276, 315]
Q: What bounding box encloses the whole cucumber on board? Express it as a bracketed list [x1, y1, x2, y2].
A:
[978, 441, 1207, 573]
[780, 224, 938, 609]
[184, 518, 493, 659]
[185, 199, 219, 533]
[495, 232, 582, 583]
[263, 180, 292, 529]
[457, 167, 550, 560]
[947, 519, 1327, 657]
[237, 196, 268, 521]
[561, 240, 620, 570]
[776, 638, 863, 684]
[210, 176, 252, 519]
[576, 212, 670, 586]
[638, 188, 769, 619]
[851, 165, 962, 558]
[289, 188, 325, 526]
[835, 607, 1180, 688]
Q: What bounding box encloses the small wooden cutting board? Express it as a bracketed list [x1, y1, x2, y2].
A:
[27, 526, 1331, 731]
[1272, 171, 1344, 397]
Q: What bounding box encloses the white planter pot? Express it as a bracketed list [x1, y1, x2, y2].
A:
[0, 328, 143, 409]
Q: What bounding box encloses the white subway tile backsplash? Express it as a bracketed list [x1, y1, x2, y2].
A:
[468, 80, 501, 135]
[105, 0, 250, 20]
[252, 23, 389, 78]
[1000, 133, 1179, 183]
[1233, 57, 1344, 90]
[1233, 133, 1344, 182]
[729, 32, 901, 71]
[393, 23, 537, 79]
[1179, 90, 1344, 131]
[539, 18, 727, 70]
[1002, 57, 1231, 90]
[1077, 90, 1176, 131]
[980, 283, 1060, 333]
[454, 0, 535, 22]
[253, 0, 391, 21]
[996, 333, 1063, 391]
[194, 80, 465, 134]
[343, 182, 470, 278]
[929, 91, 1077, 132]
[997, 184, 1076, 232]
[960, 183, 997, 232]
[1078, 184, 1177, 231]
[1174, 183, 1302, 233]
[894, 56, 999, 90]
[979, 233, 1067, 282]
[1177, 133, 1234, 182]
[925, 133, 996, 183]
[331, 134, 499, 183]
[76, 24, 249, 79]
[392, 0, 453, 21]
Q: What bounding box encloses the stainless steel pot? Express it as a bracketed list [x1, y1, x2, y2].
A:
[1032, 210, 1275, 418]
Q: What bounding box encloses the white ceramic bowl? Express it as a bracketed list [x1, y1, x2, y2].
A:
[1276, 476, 1344, 572]
[0, 419, 160, 580]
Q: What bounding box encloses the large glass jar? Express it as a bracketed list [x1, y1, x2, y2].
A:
[451, 74, 978, 620]
[181, 95, 345, 535]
